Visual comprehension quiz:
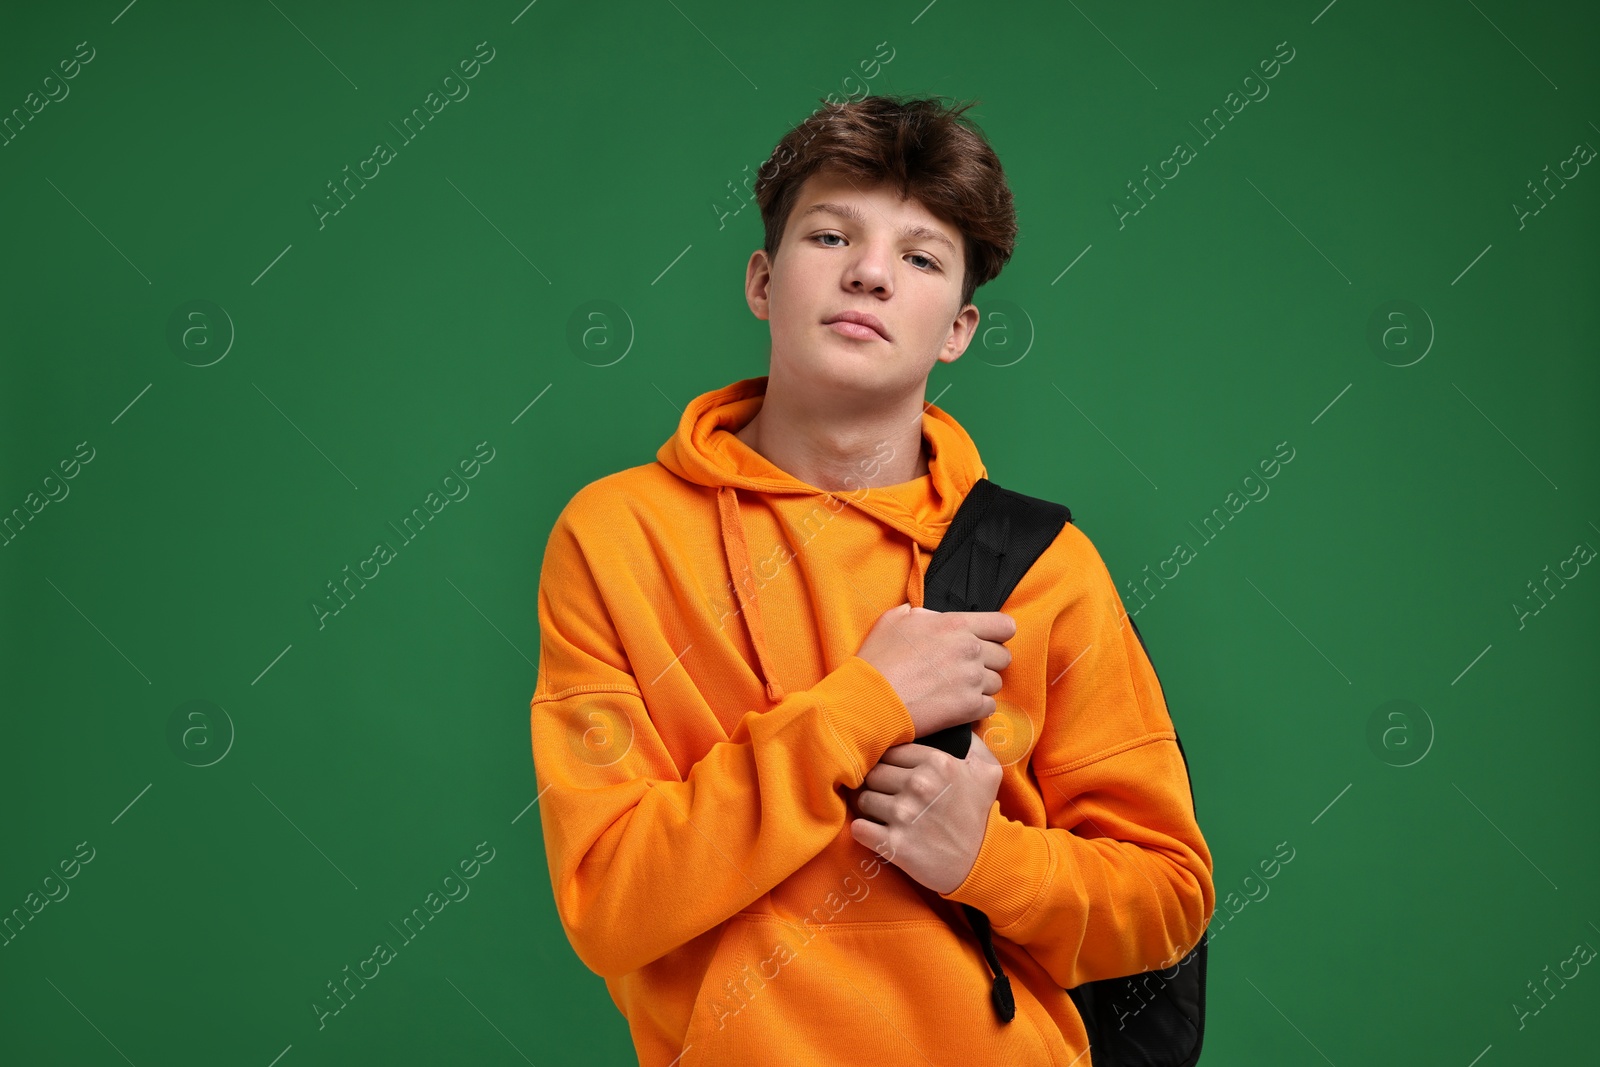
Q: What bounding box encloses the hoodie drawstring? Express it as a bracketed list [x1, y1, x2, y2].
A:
[718, 486, 786, 704]
[717, 488, 930, 706]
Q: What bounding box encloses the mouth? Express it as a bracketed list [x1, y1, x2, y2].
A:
[823, 311, 890, 342]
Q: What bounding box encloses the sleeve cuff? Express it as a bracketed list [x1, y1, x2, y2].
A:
[940, 801, 1055, 931]
[810, 655, 917, 787]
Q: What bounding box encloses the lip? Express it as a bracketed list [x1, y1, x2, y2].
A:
[823, 310, 891, 342]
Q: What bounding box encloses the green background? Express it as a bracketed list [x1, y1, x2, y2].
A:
[3, 0, 1596, 1063]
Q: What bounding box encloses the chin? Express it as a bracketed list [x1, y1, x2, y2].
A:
[793, 345, 890, 382]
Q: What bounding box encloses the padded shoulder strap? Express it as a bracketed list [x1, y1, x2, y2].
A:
[923, 477, 1072, 614]
[917, 478, 1071, 757]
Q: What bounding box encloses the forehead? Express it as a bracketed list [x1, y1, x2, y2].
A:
[789, 170, 960, 253]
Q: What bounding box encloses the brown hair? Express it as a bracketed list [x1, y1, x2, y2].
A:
[753, 94, 1017, 309]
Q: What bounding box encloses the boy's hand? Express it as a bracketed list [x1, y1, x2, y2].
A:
[856, 603, 1015, 738]
[848, 732, 1004, 895]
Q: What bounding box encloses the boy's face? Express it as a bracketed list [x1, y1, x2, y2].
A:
[745, 168, 980, 403]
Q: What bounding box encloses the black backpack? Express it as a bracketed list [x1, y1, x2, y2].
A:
[913, 476, 1209, 1066]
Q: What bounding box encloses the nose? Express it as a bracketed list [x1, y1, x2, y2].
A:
[845, 240, 894, 294]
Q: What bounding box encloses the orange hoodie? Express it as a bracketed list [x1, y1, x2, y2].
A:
[530, 375, 1214, 1066]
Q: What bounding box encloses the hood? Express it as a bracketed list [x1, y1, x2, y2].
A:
[656, 375, 988, 703]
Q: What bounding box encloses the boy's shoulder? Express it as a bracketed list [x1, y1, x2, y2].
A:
[544, 460, 688, 547]
[1001, 503, 1124, 613]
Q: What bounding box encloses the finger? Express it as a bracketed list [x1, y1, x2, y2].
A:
[875, 743, 942, 770]
[855, 788, 893, 825]
[954, 610, 1016, 643]
[850, 818, 894, 860]
[980, 638, 1013, 672]
[862, 760, 917, 794]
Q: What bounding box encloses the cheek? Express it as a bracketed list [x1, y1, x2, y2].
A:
[910, 297, 956, 350]
[768, 278, 816, 330]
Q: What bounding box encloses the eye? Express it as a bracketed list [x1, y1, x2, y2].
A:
[813, 233, 941, 272]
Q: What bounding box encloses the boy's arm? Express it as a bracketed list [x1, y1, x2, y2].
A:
[531, 508, 916, 980]
[939, 529, 1215, 990]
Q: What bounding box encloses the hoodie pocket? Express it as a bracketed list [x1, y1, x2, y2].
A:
[677, 912, 1062, 1067]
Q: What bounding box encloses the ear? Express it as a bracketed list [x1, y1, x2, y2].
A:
[745, 249, 774, 322]
[936, 302, 982, 365]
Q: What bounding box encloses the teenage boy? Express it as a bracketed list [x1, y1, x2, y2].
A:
[531, 94, 1214, 1066]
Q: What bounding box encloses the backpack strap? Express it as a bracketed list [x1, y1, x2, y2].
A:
[918, 478, 1071, 758]
[914, 478, 1208, 1061]
[912, 477, 1071, 1024]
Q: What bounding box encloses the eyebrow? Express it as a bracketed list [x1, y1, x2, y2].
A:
[798, 201, 959, 256]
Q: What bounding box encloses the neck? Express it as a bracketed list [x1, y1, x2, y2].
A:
[734, 374, 931, 492]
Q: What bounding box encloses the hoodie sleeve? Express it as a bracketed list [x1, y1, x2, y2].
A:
[530, 505, 917, 981]
[939, 525, 1214, 990]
